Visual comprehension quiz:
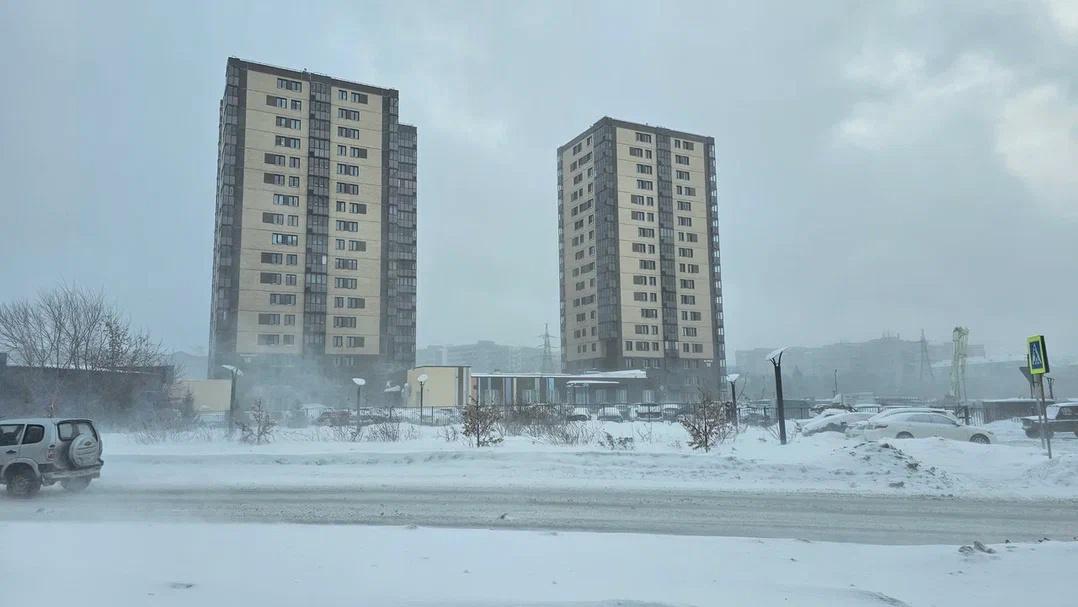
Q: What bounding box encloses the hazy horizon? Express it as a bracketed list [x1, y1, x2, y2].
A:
[2, 0, 1076, 364]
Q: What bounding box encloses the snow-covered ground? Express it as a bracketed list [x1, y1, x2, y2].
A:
[94, 420, 1078, 499]
[4, 521, 1073, 606]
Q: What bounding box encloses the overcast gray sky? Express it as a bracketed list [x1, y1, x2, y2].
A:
[1, 0, 1075, 363]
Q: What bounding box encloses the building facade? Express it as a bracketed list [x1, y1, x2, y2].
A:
[209, 58, 417, 403]
[416, 341, 560, 374]
[558, 117, 726, 400]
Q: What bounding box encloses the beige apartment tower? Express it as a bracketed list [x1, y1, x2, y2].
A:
[209, 58, 416, 402]
[558, 118, 726, 400]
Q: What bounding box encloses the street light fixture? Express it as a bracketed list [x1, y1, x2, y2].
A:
[726, 373, 740, 429]
[352, 377, 366, 438]
[221, 365, 244, 436]
[417, 373, 429, 424]
[766, 347, 789, 445]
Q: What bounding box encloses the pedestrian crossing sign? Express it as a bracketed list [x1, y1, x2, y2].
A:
[1027, 335, 1049, 375]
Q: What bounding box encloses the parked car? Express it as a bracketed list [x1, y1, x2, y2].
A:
[316, 409, 353, 426]
[800, 412, 874, 436]
[861, 412, 994, 444]
[566, 407, 591, 422]
[846, 407, 959, 438]
[0, 418, 104, 497]
[635, 404, 663, 421]
[662, 404, 682, 421]
[596, 406, 623, 422]
[1020, 403, 1078, 438]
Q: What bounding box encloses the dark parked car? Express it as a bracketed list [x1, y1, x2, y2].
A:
[635, 404, 663, 421]
[1021, 403, 1078, 438]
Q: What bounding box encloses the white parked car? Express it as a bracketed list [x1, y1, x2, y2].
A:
[861, 412, 994, 444]
[846, 407, 958, 438]
[566, 407, 591, 422]
[596, 407, 623, 423]
[800, 412, 874, 436]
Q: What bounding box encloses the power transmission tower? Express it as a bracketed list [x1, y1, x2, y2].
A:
[539, 323, 555, 374]
[919, 329, 934, 380]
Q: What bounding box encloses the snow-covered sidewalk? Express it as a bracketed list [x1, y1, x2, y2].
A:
[3, 521, 1073, 606]
[96, 421, 1078, 499]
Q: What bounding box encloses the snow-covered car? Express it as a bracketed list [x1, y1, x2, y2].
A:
[1020, 404, 1078, 438]
[596, 407, 623, 422]
[0, 418, 103, 497]
[846, 407, 959, 438]
[566, 407, 591, 422]
[662, 404, 682, 421]
[635, 404, 663, 421]
[861, 412, 994, 444]
[799, 412, 874, 436]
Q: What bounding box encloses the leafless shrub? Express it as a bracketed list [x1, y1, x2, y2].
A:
[239, 400, 277, 444]
[598, 433, 634, 451]
[440, 424, 461, 443]
[680, 391, 736, 452]
[463, 398, 503, 447]
[364, 420, 419, 442]
[526, 420, 598, 446]
[634, 422, 655, 444]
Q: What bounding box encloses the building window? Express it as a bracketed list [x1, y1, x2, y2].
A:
[350, 147, 367, 158]
[259, 272, 281, 284]
[263, 173, 284, 185]
[333, 316, 357, 328]
[273, 193, 299, 207]
[257, 334, 281, 345]
[285, 274, 297, 285]
[693, 343, 704, 353]
[631, 243, 647, 253]
[683, 327, 698, 337]
[258, 313, 281, 326]
[290, 99, 302, 111]
[335, 258, 358, 270]
[277, 78, 302, 92]
[264, 153, 286, 166]
[636, 164, 653, 175]
[636, 179, 653, 190]
[633, 292, 649, 302]
[269, 293, 296, 305]
[629, 147, 644, 158]
[337, 126, 361, 139]
[681, 295, 697, 305]
[261, 252, 283, 264]
[333, 336, 343, 347]
[275, 136, 301, 149]
[346, 336, 364, 348]
[335, 278, 357, 289]
[337, 145, 348, 156]
[683, 141, 695, 151]
[338, 108, 361, 121]
[336, 220, 358, 232]
[350, 203, 366, 214]
[336, 183, 359, 195]
[262, 212, 284, 225]
[287, 215, 299, 227]
[275, 116, 301, 130]
[289, 157, 301, 169]
[283, 334, 295, 345]
[676, 170, 690, 180]
[335, 238, 345, 250]
[337, 163, 359, 176]
[635, 132, 652, 143]
[680, 279, 696, 289]
[348, 240, 365, 251]
[286, 254, 298, 265]
[348, 297, 365, 309]
[288, 176, 300, 188]
[678, 217, 692, 227]
[639, 259, 656, 270]
[351, 92, 368, 104]
[266, 95, 288, 108]
[638, 227, 655, 238]
[677, 201, 692, 211]
[678, 247, 693, 258]
[272, 233, 298, 246]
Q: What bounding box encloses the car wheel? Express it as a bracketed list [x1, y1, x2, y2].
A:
[896, 432, 914, 439]
[1025, 429, 1040, 438]
[61, 477, 91, 492]
[5, 468, 41, 498]
[969, 434, 990, 445]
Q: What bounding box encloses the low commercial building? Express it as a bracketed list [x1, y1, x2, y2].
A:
[470, 370, 655, 406]
[405, 365, 471, 408]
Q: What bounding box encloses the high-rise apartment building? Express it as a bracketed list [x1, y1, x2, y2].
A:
[557, 117, 726, 399]
[209, 58, 416, 400]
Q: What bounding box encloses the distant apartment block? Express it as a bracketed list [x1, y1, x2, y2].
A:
[558, 117, 726, 399]
[417, 341, 560, 374]
[209, 58, 416, 397]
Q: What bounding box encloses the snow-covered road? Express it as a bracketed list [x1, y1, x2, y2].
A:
[4, 522, 1075, 607]
[7, 484, 1077, 545]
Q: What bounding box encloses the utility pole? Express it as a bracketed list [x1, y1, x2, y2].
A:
[767, 348, 789, 445]
[727, 374, 740, 430]
[417, 373, 428, 424]
[538, 323, 555, 375]
[833, 369, 839, 399]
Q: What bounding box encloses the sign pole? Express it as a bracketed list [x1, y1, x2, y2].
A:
[1038, 375, 1052, 460]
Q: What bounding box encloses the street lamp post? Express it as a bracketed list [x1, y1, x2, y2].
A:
[352, 378, 366, 438]
[417, 374, 428, 424]
[221, 365, 244, 437]
[766, 348, 789, 445]
[726, 373, 740, 429]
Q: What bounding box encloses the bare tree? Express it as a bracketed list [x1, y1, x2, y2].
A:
[240, 400, 277, 444]
[462, 397, 502, 447]
[680, 391, 735, 452]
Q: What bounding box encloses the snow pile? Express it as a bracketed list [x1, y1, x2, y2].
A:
[837, 440, 959, 493]
[2, 522, 1073, 607]
[1026, 453, 1078, 488]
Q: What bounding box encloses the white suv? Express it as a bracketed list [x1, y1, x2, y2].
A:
[0, 418, 103, 498]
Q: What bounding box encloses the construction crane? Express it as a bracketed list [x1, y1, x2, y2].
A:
[950, 327, 970, 403]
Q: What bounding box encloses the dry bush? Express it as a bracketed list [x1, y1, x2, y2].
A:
[598, 432, 635, 451]
[440, 424, 461, 443]
[680, 392, 736, 452]
[239, 400, 277, 445]
[526, 420, 598, 446]
[463, 398, 502, 447]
